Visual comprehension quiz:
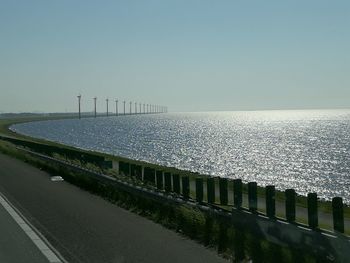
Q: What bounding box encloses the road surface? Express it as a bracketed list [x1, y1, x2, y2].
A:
[0, 153, 227, 263]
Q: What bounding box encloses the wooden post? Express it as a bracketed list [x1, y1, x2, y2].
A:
[233, 179, 242, 208]
[248, 182, 257, 212]
[207, 177, 215, 204]
[195, 178, 203, 203]
[266, 185, 275, 218]
[307, 193, 318, 229]
[156, 170, 163, 190]
[172, 174, 180, 194]
[182, 176, 190, 200]
[219, 178, 228, 205]
[332, 197, 344, 233]
[164, 172, 172, 192]
[285, 189, 296, 222]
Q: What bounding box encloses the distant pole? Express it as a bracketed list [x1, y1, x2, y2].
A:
[129, 101, 132, 114]
[77, 94, 81, 119]
[147, 104, 149, 114]
[143, 104, 145, 114]
[106, 98, 109, 117]
[135, 102, 137, 115]
[93, 97, 97, 118]
[123, 101, 126, 115]
[115, 99, 118, 116]
[139, 103, 141, 114]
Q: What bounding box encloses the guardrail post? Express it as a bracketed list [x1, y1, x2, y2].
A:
[332, 197, 344, 233]
[219, 178, 228, 205]
[156, 170, 163, 190]
[164, 172, 172, 192]
[182, 176, 190, 200]
[120, 161, 130, 176]
[233, 179, 242, 208]
[148, 167, 155, 184]
[172, 174, 180, 194]
[307, 193, 318, 229]
[196, 178, 203, 203]
[266, 185, 275, 218]
[248, 182, 257, 212]
[207, 177, 215, 204]
[285, 189, 296, 222]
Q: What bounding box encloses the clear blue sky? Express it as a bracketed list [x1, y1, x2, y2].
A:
[1, 0, 349, 113]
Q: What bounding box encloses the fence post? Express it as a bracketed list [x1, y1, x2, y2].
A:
[182, 176, 190, 200]
[172, 174, 180, 194]
[307, 193, 318, 229]
[285, 189, 296, 222]
[207, 177, 215, 204]
[196, 178, 203, 203]
[164, 172, 172, 192]
[248, 182, 257, 212]
[233, 179, 242, 208]
[266, 185, 275, 218]
[332, 197, 344, 233]
[156, 170, 163, 190]
[219, 178, 228, 205]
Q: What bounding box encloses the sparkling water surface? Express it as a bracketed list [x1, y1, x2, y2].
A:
[11, 110, 350, 203]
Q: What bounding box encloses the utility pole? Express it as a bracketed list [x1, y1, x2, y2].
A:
[115, 99, 118, 116]
[77, 94, 81, 119]
[106, 98, 109, 117]
[93, 97, 97, 118]
[123, 101, 126, 115]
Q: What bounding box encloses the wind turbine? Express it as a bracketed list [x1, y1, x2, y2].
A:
[129, 101, 132, 114]
[115, 99, 118, 116]
[106, 98, 109, 117]
[123, 100, 126, 115]
[77, 94, 81, 119]
[93, 97, 97, 118]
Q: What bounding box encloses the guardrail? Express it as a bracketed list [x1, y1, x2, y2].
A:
[9, 145, 350, 262]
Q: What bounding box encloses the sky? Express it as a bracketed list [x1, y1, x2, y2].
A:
[0, 0, 349, 113]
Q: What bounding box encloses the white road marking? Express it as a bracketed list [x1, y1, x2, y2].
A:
[0, 193, 64, 263]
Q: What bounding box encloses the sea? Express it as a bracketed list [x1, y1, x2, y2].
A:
[11, 110, 350, 203]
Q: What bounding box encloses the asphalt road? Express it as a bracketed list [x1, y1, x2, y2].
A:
[0, 153, 227, 263]
[0, 204, 50, 263]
